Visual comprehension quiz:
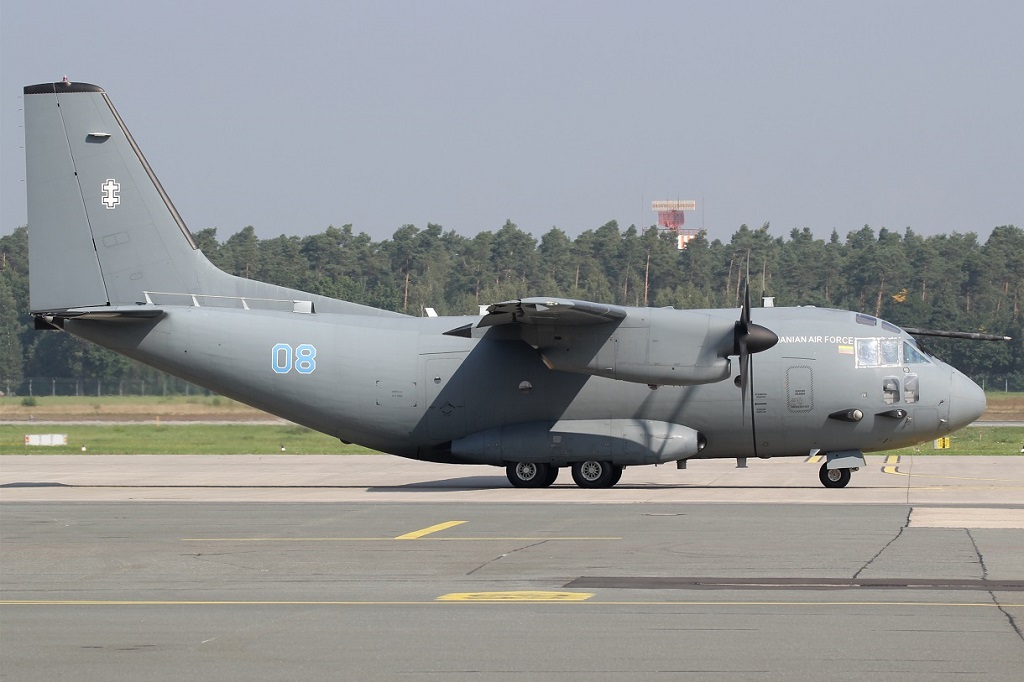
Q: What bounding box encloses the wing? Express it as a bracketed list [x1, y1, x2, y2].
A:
[445, 297, 745, 388]
[445, 297, 626, 338]
[481, 297, 627, 327]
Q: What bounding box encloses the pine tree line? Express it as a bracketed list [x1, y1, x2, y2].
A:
[1, 221, 1021, 393]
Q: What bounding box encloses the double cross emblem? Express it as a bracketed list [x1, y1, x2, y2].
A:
[101, 179, 120, 209]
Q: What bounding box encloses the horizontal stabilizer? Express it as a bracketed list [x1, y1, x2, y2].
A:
[36, 306, 165, 320]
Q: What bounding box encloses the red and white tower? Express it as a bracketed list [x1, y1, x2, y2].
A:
[652, 200, 698, 249]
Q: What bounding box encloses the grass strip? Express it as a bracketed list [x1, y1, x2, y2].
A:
[1, 424, 378, 455]
[3, 424, 1022, 457]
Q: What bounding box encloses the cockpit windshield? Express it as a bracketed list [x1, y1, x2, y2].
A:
[903, 341, 930, 364]
[855, 337, 932, 367]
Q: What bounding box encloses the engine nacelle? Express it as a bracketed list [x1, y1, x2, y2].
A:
[450, 418, 705, 466]
[525, 308, 734, 387]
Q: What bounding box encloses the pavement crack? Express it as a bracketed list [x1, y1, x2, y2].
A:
[853, 507, 911, 580]
[967, 528, 1024, 646]
[965, 528, 989, 581]
[466, 540, 549, 576]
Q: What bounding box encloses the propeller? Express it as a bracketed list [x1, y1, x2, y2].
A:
[732, 275, 779, 421]
[902, 327, 1012, 342]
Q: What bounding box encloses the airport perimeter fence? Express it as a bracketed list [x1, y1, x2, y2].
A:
[1, 377, 211, 399]
[977, 377, 1024, 393]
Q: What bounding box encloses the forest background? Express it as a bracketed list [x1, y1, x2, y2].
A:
[1, 220, 1022, 396]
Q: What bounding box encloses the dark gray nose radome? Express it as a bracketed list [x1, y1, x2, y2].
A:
[947, 370, 986, 430]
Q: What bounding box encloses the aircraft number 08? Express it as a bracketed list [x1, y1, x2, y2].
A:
[272, 343, 317, 374]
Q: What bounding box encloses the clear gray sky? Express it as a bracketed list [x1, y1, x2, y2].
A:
[2, 0, 1022, 243]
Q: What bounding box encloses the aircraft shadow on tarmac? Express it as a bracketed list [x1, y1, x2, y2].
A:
[2, 479, 835, 491]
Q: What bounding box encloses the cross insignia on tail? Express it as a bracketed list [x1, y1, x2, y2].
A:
[101, 179, 120, 209]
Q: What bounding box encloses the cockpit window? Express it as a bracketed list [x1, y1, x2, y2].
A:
[856, 338, 932, 368]
[882, 376, 901, 404]
[880, 338, 900, 365]
[856, 314, 877, 327]
[856, 338, 879, 367]
[903, 342, 930, 364]
[881, 320, 901, 334]
[904, 374, 920, 403]
[856, 337, 903, 367]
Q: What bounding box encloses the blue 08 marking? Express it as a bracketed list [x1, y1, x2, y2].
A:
[295, 344, 317, 374]
[272, 343, 317, 374]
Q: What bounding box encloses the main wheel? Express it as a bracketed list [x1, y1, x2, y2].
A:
[506, 462, 554, 488]
[571, 460, 617, 488]
[819, 462, 851, 488]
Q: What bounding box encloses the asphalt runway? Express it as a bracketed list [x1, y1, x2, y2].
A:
[2, 455, 1024, 680]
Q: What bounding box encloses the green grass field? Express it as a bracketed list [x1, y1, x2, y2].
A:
[873, 426, 1024, 457]
[1, 424, 378, 455]
[2, 423, 1021, 456]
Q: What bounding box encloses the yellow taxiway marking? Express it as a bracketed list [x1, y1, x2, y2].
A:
[181, 536, 621, 542]
[437, 591, 594, 602]
[883, 455, 902, 475]
[394, 520, 467, 540]
[806, 455, 824, 463]
[3, 599, 1021, 608]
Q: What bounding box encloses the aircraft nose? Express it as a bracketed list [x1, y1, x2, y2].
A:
[947, 370, 986, 430]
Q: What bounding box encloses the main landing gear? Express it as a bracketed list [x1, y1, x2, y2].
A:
[505, 462, 559, 488]
[505, 460, 624, 488]
[571, 460, 623, 488]
[818, 462, 852, 488]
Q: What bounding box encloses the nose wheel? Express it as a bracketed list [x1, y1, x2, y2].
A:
[819, 462, 852, 488]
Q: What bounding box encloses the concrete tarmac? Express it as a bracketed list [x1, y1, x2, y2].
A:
[2, 455, 1024, 680]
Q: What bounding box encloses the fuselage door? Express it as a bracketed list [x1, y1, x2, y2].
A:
[786, 366, 814, 413]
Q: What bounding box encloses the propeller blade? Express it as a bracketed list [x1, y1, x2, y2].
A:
[738, 276, 751, 422]
[745, 272, 753, 325]
[903, 327, 1012, 342]
[732, 273, 778, 424]
[739, 335, 749, 420]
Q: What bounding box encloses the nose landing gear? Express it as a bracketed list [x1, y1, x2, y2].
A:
[818, 462, 852, 488]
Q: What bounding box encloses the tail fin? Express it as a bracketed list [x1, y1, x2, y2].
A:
[25, 80, 405, 319]
[25, 81, 205, 312]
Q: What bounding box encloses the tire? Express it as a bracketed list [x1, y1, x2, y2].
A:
[541, 466, 560, 487]
[506, 462, 553, 488]
[607, 465, 623, 487]
[819, 462, 851, 488]
[571, 460, 617, 488]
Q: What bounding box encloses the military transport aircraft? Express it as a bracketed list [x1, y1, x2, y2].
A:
[23, 81, 995, 489]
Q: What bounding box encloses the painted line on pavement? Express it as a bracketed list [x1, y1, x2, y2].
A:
[3, 599, 1021, 608]
[395, 520, 467, 539]
[437, 591, 593, 602]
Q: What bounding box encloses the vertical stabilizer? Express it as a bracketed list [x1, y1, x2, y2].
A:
[25, 81, 405, 319]
[25, 81, 201, 312]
